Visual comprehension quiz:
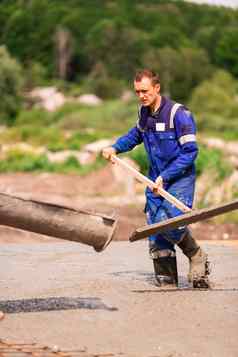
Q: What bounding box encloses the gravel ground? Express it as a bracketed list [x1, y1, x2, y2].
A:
[0, 240, 238, 357]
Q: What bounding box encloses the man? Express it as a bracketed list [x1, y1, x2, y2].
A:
[102, 69, 210, 288]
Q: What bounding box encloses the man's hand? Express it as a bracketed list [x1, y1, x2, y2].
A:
[102, 147, 117, 163]
[153, 176, 164, 195]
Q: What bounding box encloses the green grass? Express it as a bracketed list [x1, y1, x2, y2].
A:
[0, 99, 235, 183]
[0, 99, 138, 151]
[5, 98, 238, 149]
[0, 126, 66, 148]
[216, 131, 238, 141]
[14, 99, 138, 136]
[55, 99, 137, 135]
[0, 150, 106, 175]
[0, 140, 232, 183]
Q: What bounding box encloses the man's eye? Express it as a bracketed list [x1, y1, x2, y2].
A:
[135, 90, 147, 95]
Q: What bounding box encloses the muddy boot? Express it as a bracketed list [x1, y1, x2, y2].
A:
[150, 248, 178, 287]
[189, 248, 210, 288]
[178, 232, 210, 288]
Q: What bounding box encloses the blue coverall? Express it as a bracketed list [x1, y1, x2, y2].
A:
[112, 96, 198, 252]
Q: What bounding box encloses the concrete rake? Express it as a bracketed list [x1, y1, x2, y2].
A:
[111, 155, 238, 242]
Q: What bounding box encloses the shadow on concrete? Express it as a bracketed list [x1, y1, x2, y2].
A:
[111, 269, 159, 286]
[132, 288, 238, 293]
[111, 270, 192, 288]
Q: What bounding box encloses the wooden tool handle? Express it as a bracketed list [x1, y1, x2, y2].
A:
[111, 155, 191, 213]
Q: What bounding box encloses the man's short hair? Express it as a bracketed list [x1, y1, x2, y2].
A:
[134, 69, 160, 85]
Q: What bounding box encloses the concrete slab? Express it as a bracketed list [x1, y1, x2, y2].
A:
[0, 240, 238, 357]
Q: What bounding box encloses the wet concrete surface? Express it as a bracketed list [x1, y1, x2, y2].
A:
[0, 240, 238, 357]
[0, 296, 118, 314]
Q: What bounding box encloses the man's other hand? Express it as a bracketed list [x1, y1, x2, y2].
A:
[102, 147, 117, 162]
[153, 176, 164, 195]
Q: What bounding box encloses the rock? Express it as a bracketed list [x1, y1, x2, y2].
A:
[29, 87, 66, 111]
[202, 137, 225, 150]
[52, 345, 60, 353]
[77, 94, 102, 106]
[46, 150, 75, 163]
[83, 139, 114, 154]
[0, 125, 6, 133]
[1, 143, 45, 155]
[76, 151, 96, 165]
[229, 156, 238, 168]
[46, 150, 96, 165]
[121, 90, 134, 102]
[223, 233, 229, 240]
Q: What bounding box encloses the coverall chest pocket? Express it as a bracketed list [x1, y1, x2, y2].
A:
[154, 131, 177, 158]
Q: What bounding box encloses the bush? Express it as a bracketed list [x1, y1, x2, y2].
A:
[82, 68, 126, 99]
[196, 145, 232, 181]
[129, 144, 232, 182]
[128, 145, 148, 175]
[55, 99, 137, 135]
[15, 108, 51, 127]
[19, 126, 66, 148]
[0, 150, 51, 172]
[0, 150, 106, 175]
[0, 124, 67, 150]
[24, 61, 47, 89]
[0, 46, 25, 125]
[189, 70, 238, 135]
[66, 131, 102, 150]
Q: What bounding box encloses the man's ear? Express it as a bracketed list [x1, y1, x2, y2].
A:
[155, 83, 160, 93]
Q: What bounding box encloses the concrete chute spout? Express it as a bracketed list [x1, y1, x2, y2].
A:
[0, 193, 118, 252]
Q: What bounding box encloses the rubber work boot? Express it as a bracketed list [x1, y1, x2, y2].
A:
[178, 232, 210, 288]
[150, 248, 178, 287]
[188, 247, 210, 288]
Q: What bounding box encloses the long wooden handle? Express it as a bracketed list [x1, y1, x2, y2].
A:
[111, 155, 191, 213]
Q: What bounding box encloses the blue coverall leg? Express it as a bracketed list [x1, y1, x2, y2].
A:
[146, 172, 195, 252]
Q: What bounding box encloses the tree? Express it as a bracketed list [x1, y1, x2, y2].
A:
[189, 70, 238, 132]
[215, 27, 238, 77]
[143, 46, 213, 102]
[173, 47, 213, 102]
[2, 0, 63, 77]
[151, 26, 188, 50]
[54, 26, 74, 80]
[0, 46, 24, 125]
[142, 47, 179, 97]
[83, 62, 125, 99]
[85, 19, 147, 80]
[194, 26, 220, 63]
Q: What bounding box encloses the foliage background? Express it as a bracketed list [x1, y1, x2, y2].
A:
[0, 0, 237, 188]
[1, 0, 238, 99]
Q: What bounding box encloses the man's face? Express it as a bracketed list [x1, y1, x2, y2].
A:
[134, 76, 160, 107]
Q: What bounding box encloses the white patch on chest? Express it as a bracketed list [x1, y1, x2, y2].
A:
[156, 122, 165, 131]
